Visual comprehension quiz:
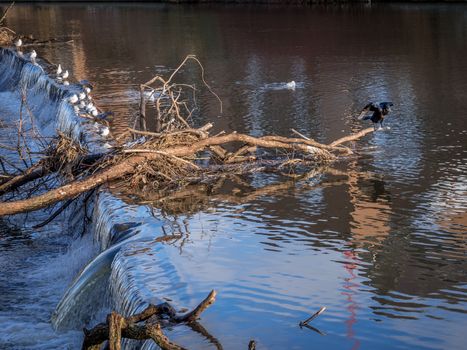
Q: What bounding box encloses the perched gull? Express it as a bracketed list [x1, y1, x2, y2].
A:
[62, 70, 69, 80]
[68, 94, 79, 104]
[358, 102, 394, 130]
[86, 103, 99, 117]
[94, 122, 110, 137]
[286, 81, 296, 90]
[99, 126, 110, 137]
[79, 80, 93, 93]
[30, 50, 37, 64]
[14, 38, 22, 51]
[78, 92, 86, 101]
[56, 64, 62, 76]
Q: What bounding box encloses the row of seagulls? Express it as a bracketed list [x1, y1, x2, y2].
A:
[56, 64, 69, 85]
[13, 40, 40, 69]
[15, 44, 113, 146]
[68, 82, 104, 121]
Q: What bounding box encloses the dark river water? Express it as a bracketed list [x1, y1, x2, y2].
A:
[1, 3, 467, 350]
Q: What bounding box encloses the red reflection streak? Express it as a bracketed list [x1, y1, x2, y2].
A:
[342, 249, 361, 350]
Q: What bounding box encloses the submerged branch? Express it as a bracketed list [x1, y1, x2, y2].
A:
[82, 290, 217, 350]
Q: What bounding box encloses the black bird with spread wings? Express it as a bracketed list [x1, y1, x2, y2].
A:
[358, 102, 393, 129]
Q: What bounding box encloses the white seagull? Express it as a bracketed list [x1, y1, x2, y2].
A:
[14, 38, 22, 50]
[286, 81, 296, 90]
[68, 94, 79, 104]
[62, 70, 69, 80]
[99, 126, 110, 137]
[56, 64, 62, 76]
[30, 50, 37, 64]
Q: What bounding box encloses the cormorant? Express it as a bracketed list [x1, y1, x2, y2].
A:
[358, 102, 393, 129]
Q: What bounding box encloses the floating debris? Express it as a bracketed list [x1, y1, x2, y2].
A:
[299, 306, 326, 327]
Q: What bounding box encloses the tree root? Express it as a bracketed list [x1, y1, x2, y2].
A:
[82, 290, 217, 350]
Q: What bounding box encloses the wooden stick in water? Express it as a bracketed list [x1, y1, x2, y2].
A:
[299, 306, 326, 327]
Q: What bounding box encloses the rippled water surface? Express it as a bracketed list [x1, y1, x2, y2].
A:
[1, 3, 467, 350]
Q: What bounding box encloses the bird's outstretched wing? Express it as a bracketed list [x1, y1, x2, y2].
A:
[357, 103, 378, 120]
[379, 102, 394, 109]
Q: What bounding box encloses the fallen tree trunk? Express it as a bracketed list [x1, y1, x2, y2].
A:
[0, 154, 143, 216]
[0, 127, 375, 216]
[329, 127, 374, 147]
[0, 163, 47, 196]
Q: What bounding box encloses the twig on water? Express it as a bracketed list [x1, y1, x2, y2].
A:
[299, 306, 326, 327]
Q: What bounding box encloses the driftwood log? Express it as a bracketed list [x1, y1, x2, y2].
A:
[0, 127, 375, 216]
[0, 126, 375, 216]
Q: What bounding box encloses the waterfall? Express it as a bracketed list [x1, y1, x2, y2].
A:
[1, 47, 185, 348]
[0, 48, 107, 152]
